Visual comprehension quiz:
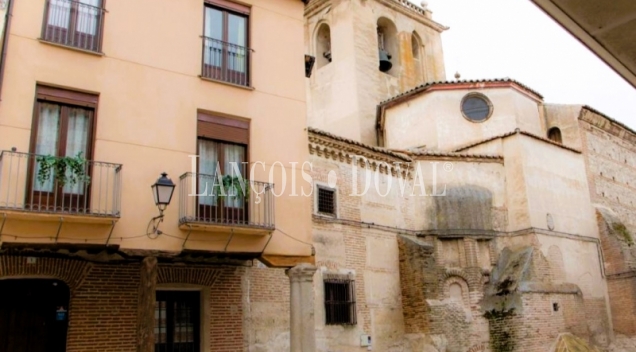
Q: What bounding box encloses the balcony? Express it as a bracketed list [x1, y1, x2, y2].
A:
[179, 172, 274, 235]
[201, 37, 251, 87]
[41, 0, 105, 53]
[0, 151, 122, 222]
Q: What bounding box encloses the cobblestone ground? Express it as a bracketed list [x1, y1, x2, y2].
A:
[609, 335, 636, 352]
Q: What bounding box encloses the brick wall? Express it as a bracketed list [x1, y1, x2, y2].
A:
[580, 111, 636, 337]
[0, 254, 250, 352]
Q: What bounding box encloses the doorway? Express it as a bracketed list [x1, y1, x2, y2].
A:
[0, 279, 70, 352]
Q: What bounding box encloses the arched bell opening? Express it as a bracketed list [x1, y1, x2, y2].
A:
[377, 17, 399, 76]
[315, 23, 332, 69]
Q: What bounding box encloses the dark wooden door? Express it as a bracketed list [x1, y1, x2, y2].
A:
[0, 279, 70, 352]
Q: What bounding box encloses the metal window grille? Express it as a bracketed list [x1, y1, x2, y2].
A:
[41, 0, 105, 53]
[155, 291, 200, 352]
[317, 186, 335, 216]
[324, 278, 357, 325]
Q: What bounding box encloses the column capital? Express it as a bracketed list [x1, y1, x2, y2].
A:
[286, 263, 317, 282]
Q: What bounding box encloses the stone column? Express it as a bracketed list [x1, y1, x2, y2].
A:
[286, 263, 317, 352]
[137, 256, 158, 352]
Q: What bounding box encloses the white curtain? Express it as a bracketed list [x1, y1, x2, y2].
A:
[198, 139, 219, 206]
[224, 144, 245, 207]
[204, 8, 223, 67]
[76, 0, 101, 35]
[63, 108, 89, 194]
[48, 0, 71, 29]
[34, 104, 61, 192]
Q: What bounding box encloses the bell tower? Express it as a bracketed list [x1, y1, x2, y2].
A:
[305, 0, 447, 145]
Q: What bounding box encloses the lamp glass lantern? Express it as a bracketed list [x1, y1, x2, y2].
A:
[151, 172, 175, 212]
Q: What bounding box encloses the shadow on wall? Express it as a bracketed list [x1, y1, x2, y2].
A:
[430, 185, 493, 231]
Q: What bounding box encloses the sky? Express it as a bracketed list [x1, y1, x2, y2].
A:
[421, 0, 636, 129]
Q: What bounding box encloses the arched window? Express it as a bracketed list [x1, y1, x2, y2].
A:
[377, 18, 399, 76]
[548, 127, 562, 144]
[316, 23, 332, 69]
[411, 31, 424, 82]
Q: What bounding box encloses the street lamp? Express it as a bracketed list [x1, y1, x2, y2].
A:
[151, 172, 175, 216]
[147, 172, 175, 237]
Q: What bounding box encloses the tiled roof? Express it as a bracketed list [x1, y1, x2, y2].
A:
[453, 128, 582, 154]
[379, 78, 544, 107]
[308, 127, 502, 161]
[308, 127, 412, 161]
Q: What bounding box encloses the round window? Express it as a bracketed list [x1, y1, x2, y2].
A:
[461, 93, 492, 122]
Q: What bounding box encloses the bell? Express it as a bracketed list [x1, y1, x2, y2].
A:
[379, 49, 392, 72]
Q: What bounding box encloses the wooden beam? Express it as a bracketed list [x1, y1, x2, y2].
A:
[259, 254, 315, 268]
[137, 256, 157, 352]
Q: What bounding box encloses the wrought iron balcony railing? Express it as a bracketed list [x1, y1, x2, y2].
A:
[201, 36, 251, 87]
[179, 172, 274, 230]
[0, 151, 122, 217]
[41, 0, 105, 52]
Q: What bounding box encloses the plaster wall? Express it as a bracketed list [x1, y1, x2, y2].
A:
[517, 136, 598, 238]
[384, 88, 543, 151]
[0, 0, 312, 257]
[544, 104, 584, 149]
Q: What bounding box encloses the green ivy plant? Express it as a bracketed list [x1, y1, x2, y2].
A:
[36, 152, 91, 187]
[213, 175, 250, 200]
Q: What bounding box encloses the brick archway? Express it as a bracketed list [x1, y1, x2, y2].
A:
[0, 255, 92, 291]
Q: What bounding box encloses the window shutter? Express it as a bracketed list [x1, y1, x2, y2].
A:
[197, 112, 249, 145]
[36, 85, 98, 108]
[205, 0, 250, 14]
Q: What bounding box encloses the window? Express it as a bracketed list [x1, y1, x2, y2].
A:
[195, 112, 249, 224]
[202, 0, 250, 86]
[548, 127, 562, 144]
[155, 291, 201, 352]
[324, 277, 356, 325]
[29, 85, 96, 212]
[316, 185, 335, 216]
[42, 0, 105, 52]
[461, 93, 493, 122]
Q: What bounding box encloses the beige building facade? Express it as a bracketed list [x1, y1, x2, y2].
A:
[0, 0, 316, 351]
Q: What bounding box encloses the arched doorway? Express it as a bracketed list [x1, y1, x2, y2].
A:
[0, 279, 70, 352]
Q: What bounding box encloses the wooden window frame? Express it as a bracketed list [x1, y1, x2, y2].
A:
[155, 290, 201, 352]
[202, 0, 251, 85]
[195, 111, 250, 223]
[27, 85, 99, 212]
[41, 0, 106, 52]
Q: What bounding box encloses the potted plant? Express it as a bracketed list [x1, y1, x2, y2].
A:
[36, 152, 91, 187]
[213, 174, 250, 200]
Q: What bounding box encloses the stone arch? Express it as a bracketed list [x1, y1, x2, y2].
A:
[548, 127, 563, 144]
[0, 255, 92, 291]
[548, 245, 566, 282]
[577, 272, 594, 298]
[411, 31, 424, 81]
[315, 22, 332, 69]
[443, 275, 470, 306]
[157, 265, 222, 286]
[376, 17, 400, 76]
[467, 343, 488, 352]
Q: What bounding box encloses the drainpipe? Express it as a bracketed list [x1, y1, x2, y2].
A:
[0, 0, 15, 102]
